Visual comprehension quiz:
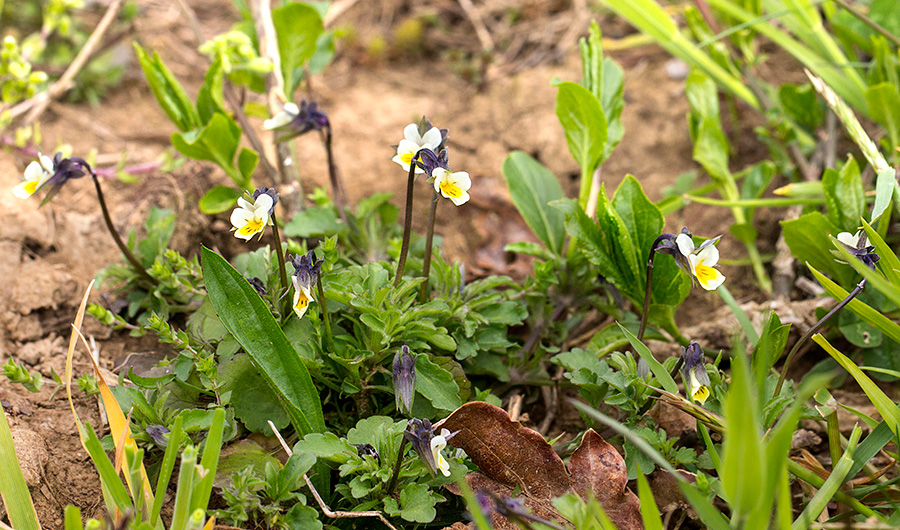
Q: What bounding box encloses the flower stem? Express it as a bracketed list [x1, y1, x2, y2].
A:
[394, 151, 427, 287]
[90, 173, 157, 286]
[774, 278, 866, 396]
[324, 126, 351, 229]
[385, 436, 408, 496]
[270, 211, 289, 296]
[418, 191, 439, 303]
[316, 275, 334, 352]
[637, 238, 664, 341]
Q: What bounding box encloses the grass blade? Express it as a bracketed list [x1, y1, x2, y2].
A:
[619, 324, 678, 394]
[808, 264, 900, 344]
[0, 407, 41, 530]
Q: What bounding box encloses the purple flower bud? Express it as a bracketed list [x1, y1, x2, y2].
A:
[252, 187, 279, 216]
[393, 345, 416, 414]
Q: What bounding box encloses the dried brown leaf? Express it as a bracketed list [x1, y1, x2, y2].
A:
[569, 429, 642, 530]
[436, 401, 570, 500]
[445, 473, 570, 530]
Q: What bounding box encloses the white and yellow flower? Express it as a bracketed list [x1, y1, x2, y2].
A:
[263, 102, 299, 130]
[675, 232, 725, 290]
[392, 123, 443, 173]
[292, 274, 315, 319]
[432, 167, 471, 206]
[430, 428, 452, 477]
[14, 154, 54, 199]
[680, 341, 711, 405]
[290, 250, 323, 320]
[230, 193, 274, 240]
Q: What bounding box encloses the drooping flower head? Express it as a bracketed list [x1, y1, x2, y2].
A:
[392, 345, 417, 415]
[13, 153, 55, 199]
[290, 250, 323, 320]
[392, 119, 446, 173]
[404, 418, 456, 477]
[680, 341, 711, 405]
[657, 227, 725, 290]
[252, 186, 279, 216]
[230, 190, 274, 240]
[835, 231, 880, 270]
[264, 100, 329, 142]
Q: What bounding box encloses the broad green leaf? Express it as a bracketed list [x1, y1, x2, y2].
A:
[237, 148, 259, 187]
[171, 113, 242, 183]
[687, 71, 731, 183]
[822, 157, 864, 231]
[201, 247, 324, 436]
[384, 483, 440, 523]
[810, 264, 900, 345]
[133, 43, 199, 131]
[217, 354, 290, 434]
[502, 151, 566, 254]
[272, 3, 323, 97]
[866, 82, 900, 151]
[0, 407, 40, 530]
[284, 205, 344, 237]
[779, 83, 824, 130]
[814, 334, 900, 435]
[198, 185, 241, 214]
[294, 432, 353, 460]
[415, 354, 462, 412]
[556, 81, 607, 204]
[871, 167, 896, 225]
[751, 311, 790, 390]
[781, 212, 856, 287]
[196, 56, 226, 125]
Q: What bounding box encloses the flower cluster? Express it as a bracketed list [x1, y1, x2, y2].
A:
[290, 250, 323, 320]
[656, 227, 725, 290]
[14, 152, 92, 204]
[392, 120, 471, 206]
[230, 187, 278, 241]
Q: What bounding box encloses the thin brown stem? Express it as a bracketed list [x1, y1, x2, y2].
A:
[385, 436, 409, 496]
[324, 126, 351, 228]
[637, 242, 662, 341]
[316, 274, 334, 352]
[774, 279, 866, 396]
[270, 211, 289, 295]
[394, 153, 425, 287]
[419, 191, 439, 303]
[90, 173, 156, 286]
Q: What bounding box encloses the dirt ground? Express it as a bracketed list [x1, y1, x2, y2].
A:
[1, 0, 784, 526]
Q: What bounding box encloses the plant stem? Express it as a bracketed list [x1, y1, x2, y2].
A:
[324, 126, 351, 229]
[316, 275, 334, 352]
[385, 436, 409, 496]
[270, 211, 289, 296]
[90, 173, 156, 286]
[419, 191, 439, 303]
[774, 278, 866, 396]
[394, 151, 427, 287]
[637, 237, 664, 341]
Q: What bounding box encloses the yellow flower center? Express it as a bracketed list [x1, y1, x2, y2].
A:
[24, 180, 39, 195]
[694, 263, 718, 286]
[401, 152, 414, 165]
[693, 385, 710, 405]
[294, 291, 310, 312]
[237, 218, 264, 237]
[440, 180, 463, 199]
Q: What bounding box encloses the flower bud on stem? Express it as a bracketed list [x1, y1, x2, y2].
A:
[394, 149, 429, 287]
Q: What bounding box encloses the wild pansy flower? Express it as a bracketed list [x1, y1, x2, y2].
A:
[432, 167, 471, 206]
[835, 230, 880, 270]
[404, 418, 455, 477]
[290, 250, 323, 320]
[264, 100, 329, 142]
[392, 122, 444, 173]
[230, 190, 275, 241]
[658, 228, 725, 290]
[14, 153, 54, 199]
[392, 345, 417, 415]
[680, 341, 711, 405]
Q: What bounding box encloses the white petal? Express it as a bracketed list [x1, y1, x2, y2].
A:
[422, 127, 442, 148]
[450, 171, 471, 191]
[263, 112, 292, 130]
[403, 123, 421, 143]
[695, 243, 719, 267]
[449, 190, 470, 206]
[675, 233, 695, 257]
[13, 181, 34, 198]
[38, 154, 55, 173]
[432, 168, 449, 193]
[397, 138, 422, 155]
[836, 231, 859, 247]
[254, 193, 274, 213]
[230, 208, 253, 228]
[237, 197, 253, 210]
[283, 102, 299, 115]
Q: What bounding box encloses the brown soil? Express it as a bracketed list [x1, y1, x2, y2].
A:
[1, 0, 775, 527]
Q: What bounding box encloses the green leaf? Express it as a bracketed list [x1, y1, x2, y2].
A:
[635, 465, 663, 530]
[293, 432, 353, 460]
[810, 265, 900, 346]
[196, 56, 226, 125]
[556, 81, 608, 204]
[722, 351, 764, 521]
[284, 205, 344, 237]
[822, 157, 864, 231]
[415, 354, 462, 411]
[133, 43, 199, 131]
[861, 218, 900, 286]
[501, 151, 567, 254]
[217, 354, 291, 434]
[237, 148, 259, 188]
[285, 504, 323, 530]
[171, 113, 242, 184]
[781, 212, 856, 287]
[619, 324, 678, 395]
[385, 484, 440, 523]
[871, 167, 896, 225]
[199, 185, 241, 214]
[272, 3, 323, 97]
[0, 408, 40, 530]
[866, 82, 900, 151]
[201, 246, 324, 436]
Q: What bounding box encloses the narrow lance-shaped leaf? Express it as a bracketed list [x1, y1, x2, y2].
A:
[502, 151, 566, 255]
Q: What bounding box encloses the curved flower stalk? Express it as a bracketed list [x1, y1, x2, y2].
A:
[637, 227, 725, 341]
[774, 230, 880, 395]
[14, 152, 156, 286]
